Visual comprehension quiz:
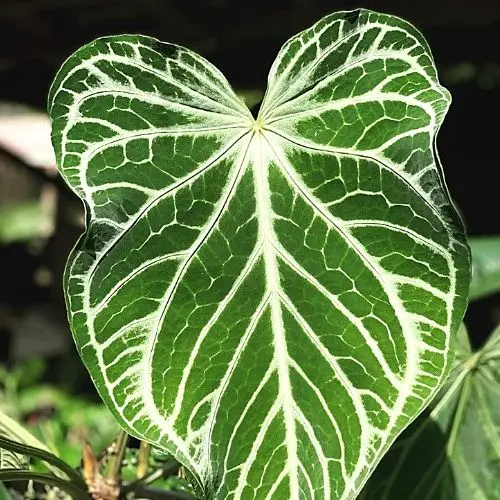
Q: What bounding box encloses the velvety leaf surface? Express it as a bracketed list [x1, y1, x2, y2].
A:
[49, 9, 470, 499]
[362, 324, 500, 500]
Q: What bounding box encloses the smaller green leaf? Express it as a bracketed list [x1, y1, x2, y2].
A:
[235, 89, 264, 110]
[0, 470, 88, 500]
[361, 323, 500, 500]
[0, 448, 27, 473]
[0, 201, 53, 244]
[0, 410, 46, 473]
[0, 482, 12, 500]
[0, 436, 86, 489]
[469, 236, 500, 301]
[0, 410, 50, 454]
[0, 411, 85, 488]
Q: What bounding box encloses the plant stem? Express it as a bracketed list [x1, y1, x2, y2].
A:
[123, 460, 178, 493]
[106, 430, 129, 488]
[123, 484, 195, 500]
[136, 441, 151, 479]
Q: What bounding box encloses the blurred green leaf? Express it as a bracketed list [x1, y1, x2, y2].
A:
[0, 435, 86, 491]
[361, 323, 500, 499]
[0, 482, 12, 500]
[0, 469, 87, 500]
[12, 385, 118, 468]
[0, 201, 52, 244]
[0, 410, 50, 457]
[1, 361, 118, 476]
[0, 409, 86, 489]
[469, 236, 500, 301]
[15, 360, 46, 391]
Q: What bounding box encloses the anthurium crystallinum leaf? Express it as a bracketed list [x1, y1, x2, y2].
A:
[49, 9, 470, 500]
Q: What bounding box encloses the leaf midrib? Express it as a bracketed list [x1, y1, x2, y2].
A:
[248, 129, 301, 499]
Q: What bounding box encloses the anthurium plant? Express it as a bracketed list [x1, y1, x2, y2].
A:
[2, 8, 491, 500]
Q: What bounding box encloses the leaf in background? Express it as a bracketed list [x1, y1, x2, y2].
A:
[468, 236, 500, 301]
[362, 324, 500, 499]
[0, 447, 27, 472]
[0, 410, 51, 459]
[0, 201, 53, 244]
[236, 90, 264, 111]
[49, 9, 470, 499]
[0, 482, 12, 500]
[0, 410, 42, 472]
[0, 410, 81, 483]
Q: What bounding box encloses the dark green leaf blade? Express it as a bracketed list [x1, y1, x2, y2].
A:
[259, 9, 470, 497]
[49, 11, 470, 500]
[362, 324, 500, 499]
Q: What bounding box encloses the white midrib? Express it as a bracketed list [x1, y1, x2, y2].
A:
[252, 127, 300, 498]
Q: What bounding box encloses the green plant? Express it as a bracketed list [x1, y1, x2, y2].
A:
[5, 7, 500, 500]
[0, 412, 190, 499]
[360, 323, 500, 499]
[47, 7, 471, 499]
[0, 353, 189, 498]
[357, 235, 500, 499]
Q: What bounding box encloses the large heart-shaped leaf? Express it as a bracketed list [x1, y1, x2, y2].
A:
[49, 9, 470, 499]
[361, 324, 500, 499]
